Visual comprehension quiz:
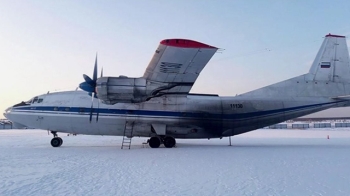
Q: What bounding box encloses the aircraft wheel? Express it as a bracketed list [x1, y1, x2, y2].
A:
[51, 137, 62, 147]
[163, 136, 176, 148]
[149, 137, 161, 148]
[57, 137, 63, 147]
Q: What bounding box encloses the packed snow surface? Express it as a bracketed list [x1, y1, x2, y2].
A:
[1, 129, 350, 196]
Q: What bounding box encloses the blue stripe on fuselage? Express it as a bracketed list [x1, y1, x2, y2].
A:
[11, 101, 343, 120]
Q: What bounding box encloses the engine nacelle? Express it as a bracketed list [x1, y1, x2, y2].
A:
[96, 77, 148, 104]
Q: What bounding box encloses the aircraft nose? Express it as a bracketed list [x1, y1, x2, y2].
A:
[3, 106, 12, 118]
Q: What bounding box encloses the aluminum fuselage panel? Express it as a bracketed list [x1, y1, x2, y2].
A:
[5, 91, 347, 138]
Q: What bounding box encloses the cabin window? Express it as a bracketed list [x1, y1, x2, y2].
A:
[37, 98, 43, 103]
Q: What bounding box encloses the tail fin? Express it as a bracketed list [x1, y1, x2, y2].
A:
[241, 34, 350, 98]
[307, 34, 350, 82]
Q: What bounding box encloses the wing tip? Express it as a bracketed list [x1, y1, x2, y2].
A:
[160, 39, 217, 49]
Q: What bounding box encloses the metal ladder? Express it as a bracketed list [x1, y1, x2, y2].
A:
[121, 122, 134, 149]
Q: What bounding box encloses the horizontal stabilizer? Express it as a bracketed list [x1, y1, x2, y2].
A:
[331, 95, 350, 100]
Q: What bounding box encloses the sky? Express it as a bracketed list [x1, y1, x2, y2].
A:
[1, 0, 350, 118]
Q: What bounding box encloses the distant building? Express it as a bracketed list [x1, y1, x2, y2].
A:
[0, 119, 12, 129]
[293, 117, 350, 122]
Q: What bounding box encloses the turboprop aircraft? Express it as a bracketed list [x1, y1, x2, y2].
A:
[4, 34, 350, 148]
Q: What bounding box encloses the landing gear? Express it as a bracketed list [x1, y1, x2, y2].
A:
[148, 137, 161, 148]
[163, 136, 176, 148]
[58, 137, 63, 146]
[51, 137, 63, 147]
[147, 136, 176, 148]
[50, 131, 63, 147]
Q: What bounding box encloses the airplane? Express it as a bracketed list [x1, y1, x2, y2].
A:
[4, 34, 350, 148]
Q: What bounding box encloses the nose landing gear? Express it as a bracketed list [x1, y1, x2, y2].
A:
[50, 131, 63, 147]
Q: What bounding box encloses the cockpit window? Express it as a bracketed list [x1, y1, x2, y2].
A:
[32, 97, 38, 104]
[13, 96, 44, 107]
[13, 101, 30, 107]
[30, 97, 44, 104]
[25, 98, 32, 104]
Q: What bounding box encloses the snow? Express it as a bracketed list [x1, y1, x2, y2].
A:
[1, 129, 350, 196]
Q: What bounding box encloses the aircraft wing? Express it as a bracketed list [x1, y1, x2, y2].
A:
[143, 39, 218, 94]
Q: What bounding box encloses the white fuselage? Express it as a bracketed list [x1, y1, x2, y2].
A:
[5, 90, 348, 139]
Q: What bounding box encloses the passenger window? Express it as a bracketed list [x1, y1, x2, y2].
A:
[37, 99, 43, 103]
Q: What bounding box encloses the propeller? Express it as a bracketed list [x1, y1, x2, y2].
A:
[79, 54, 102, 122]
[96, 68, 103, 122]
[79, 55, 98, 94]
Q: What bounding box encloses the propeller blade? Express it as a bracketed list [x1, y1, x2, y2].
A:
[89, 93, 95, 123]
[83, 74, 94, 85]
[79, 54, 98, 94]
[96, 100, 100, 122]
[93, 54, 98, 82]
[89, 104, 93, 123]
[79, 82, 94, 92]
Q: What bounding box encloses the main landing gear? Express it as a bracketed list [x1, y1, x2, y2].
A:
[148, 136, 176, 148]
[50, 131, 63, 147]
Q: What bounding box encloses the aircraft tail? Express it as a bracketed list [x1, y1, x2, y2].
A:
[241, 34, 350, 98]
[307, 34, 350, 82]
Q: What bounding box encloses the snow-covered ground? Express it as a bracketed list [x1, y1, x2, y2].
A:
[1, 129, 350, 196]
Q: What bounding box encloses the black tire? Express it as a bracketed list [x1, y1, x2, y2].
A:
[163, 136, 176, 148]
[57, 137, 63, 147]
[51, 138, 61, 147]
[149, 137, 161, 148]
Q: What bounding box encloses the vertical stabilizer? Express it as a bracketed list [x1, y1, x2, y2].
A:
[308, 34, 350, 82]
[241, 34, 350, 99]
